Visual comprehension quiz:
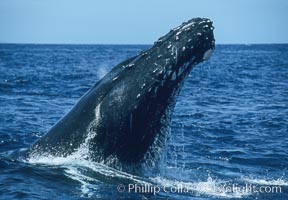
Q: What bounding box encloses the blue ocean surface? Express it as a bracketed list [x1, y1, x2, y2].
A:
[0, 44, 287, 199]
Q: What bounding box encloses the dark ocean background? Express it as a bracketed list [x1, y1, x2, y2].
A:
[0, 44, 287, 199]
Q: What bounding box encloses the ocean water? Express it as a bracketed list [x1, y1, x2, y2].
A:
[0, 44, 287, 199]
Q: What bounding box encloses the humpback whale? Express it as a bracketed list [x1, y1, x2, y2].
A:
[27, 18, 215, 167]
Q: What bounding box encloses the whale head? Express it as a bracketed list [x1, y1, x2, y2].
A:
[91, 18, 215, 165]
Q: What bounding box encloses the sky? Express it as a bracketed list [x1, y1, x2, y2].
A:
[0, 0, 287, 44]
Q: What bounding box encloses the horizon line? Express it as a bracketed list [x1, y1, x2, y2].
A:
[0, 42, 288, 46]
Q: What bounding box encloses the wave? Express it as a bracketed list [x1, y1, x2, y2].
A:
[243, 177, 288, 186]
[26, 152, 255, 199]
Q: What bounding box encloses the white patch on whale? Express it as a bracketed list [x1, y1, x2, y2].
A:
[176, 31, 181, 36]
[181, 21, 195, 30]
[111, 85, 126, 103]
[154, 87, 158, 94]
[171, 72, 177, 81]
[167, 70, 172, 77]
[165, 59, 170, 65]
[172, 46, 178, 64]
[127, 63, 134, 68]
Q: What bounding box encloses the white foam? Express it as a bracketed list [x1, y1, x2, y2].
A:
[96, 65, 108, 79]
[65, 167, 96, 197]
[28, 102, 102, 165]
[75, 103, 102, 159]
[243, 177, 288, 186]
[152, 176, 248, 198]
[28, 151, 151, 197]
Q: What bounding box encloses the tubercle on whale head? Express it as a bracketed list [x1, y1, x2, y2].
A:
[157, 18, 215, 62]
[120, 18, 215, 84]
[131, 18, 215, 99]
[159, 18, 214, 67]
[128, 18, 215, 90]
